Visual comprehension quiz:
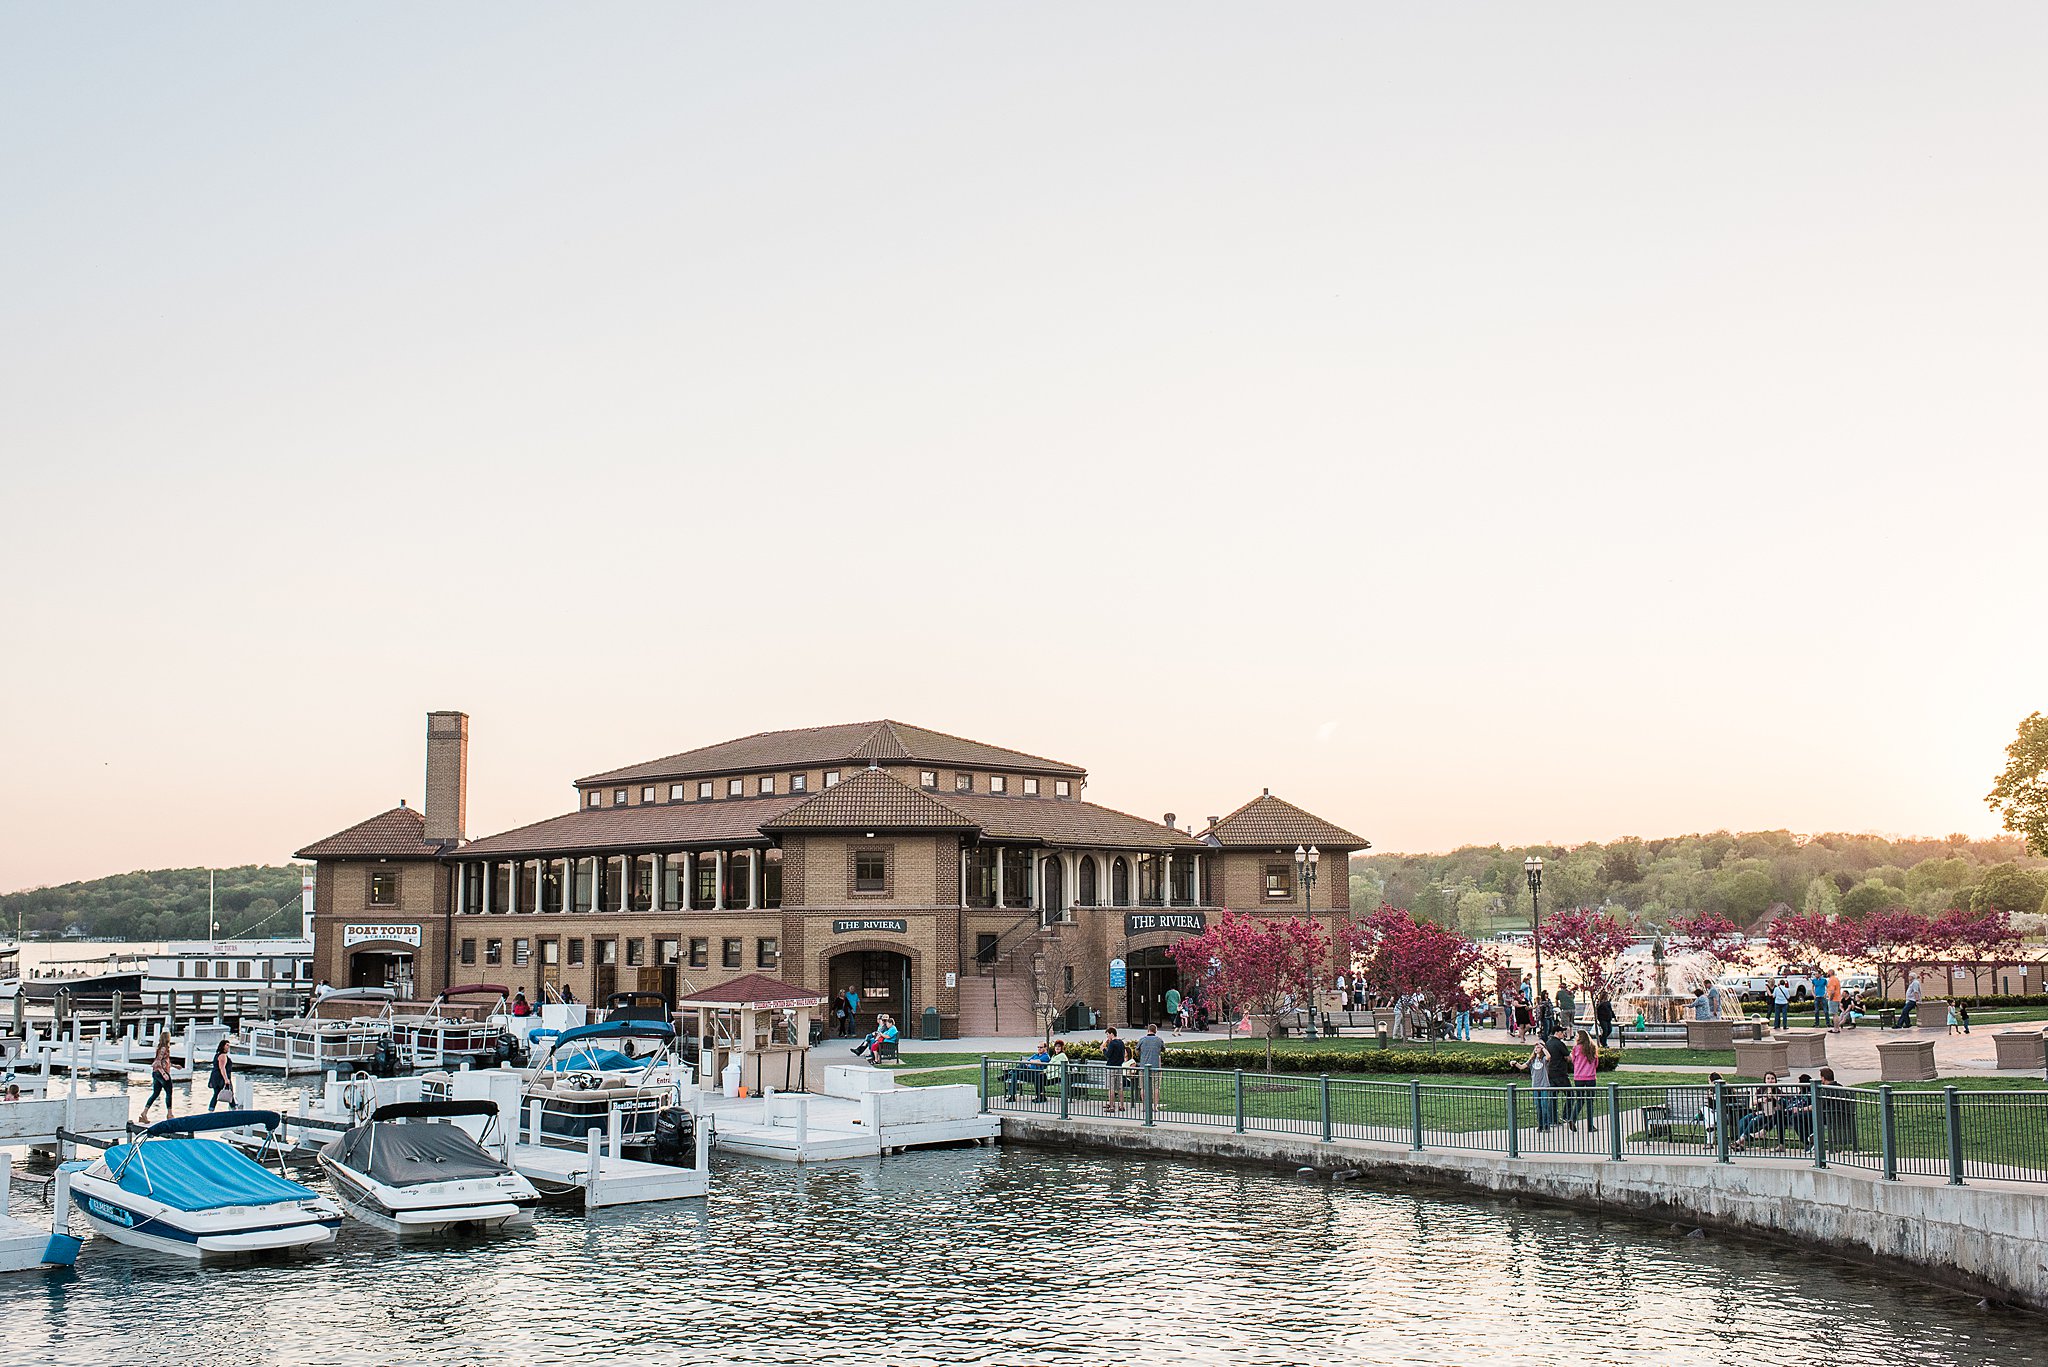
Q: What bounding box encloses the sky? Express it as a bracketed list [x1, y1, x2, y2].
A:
[3, 4, 2045, 893]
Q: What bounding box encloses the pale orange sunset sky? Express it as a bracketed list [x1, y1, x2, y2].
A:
[3, 5, 2044, 894]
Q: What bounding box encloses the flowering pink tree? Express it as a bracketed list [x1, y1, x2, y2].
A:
[1764, 909, 1843, 972]
[1856, 907, 1937, 1000]
[1167, 912, 1327, 1070]
[1532, 906, 1633, 1001]
[1929, 907, 2021, 998]
[1668, 911, 1753, 991]
[1342, 907, 1492, 1023]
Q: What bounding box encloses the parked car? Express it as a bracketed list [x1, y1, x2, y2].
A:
[1717, 965, 1824, 1003]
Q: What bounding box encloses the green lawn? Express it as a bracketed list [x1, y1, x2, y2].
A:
[1962, 1008, 2048, 1026]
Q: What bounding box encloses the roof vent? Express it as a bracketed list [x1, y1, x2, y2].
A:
[1262, 787, 1270, 796]
[1207, 816, 1219, 830]
[1164, 812, 1176, 830]
[399, 798, 408, 808]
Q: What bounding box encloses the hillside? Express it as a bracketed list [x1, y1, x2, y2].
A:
[1354, 831, 2048, 937]
[0, 865, 305, 941]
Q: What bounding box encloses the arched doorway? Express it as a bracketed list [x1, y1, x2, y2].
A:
[1077, 856, 1098, 907]
[828, 949, 912, 1035]
[1040, 856, 1064, 924]
[1126, 946, 1179, 1027]
[1112, 857, 1131, 907]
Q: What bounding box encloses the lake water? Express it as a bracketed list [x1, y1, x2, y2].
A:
[3, 1077, 2041, 1366]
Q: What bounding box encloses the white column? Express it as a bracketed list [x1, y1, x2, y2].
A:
[713, 851, 727, 911]
[747, 850, 761, 910]
[1192, 852, 1204, 906]
[995, 847, 1007, 909]
[456, 865, 470, 916]
[1163, 853, 1175, 907]
[959, 846, 969, 910]
[681, 852, 694, 910]
[482, 863, 495, 915]
[508, 861, 521, 915]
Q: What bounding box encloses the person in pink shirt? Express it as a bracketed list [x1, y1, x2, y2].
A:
[1564, 1030, 1600, 1132]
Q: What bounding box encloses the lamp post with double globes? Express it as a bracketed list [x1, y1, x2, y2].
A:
[1295, 844, 1321, 1040]
[1524, 855, 1545, 1000]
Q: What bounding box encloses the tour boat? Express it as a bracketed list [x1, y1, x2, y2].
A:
[0, 953, 147, 1004]
[522, 1020, 692, 1154]
[64, 1111, 343, 1259]
[318, 1099, 539, 1235]
[232, 987, 396, 1074]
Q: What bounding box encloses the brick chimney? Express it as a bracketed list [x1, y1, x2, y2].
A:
[423, 711, 469, 844]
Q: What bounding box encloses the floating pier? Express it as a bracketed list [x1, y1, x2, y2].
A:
[699, 1066, 998, 1163]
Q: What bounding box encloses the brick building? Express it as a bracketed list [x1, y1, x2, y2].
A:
[296, 713, 1367, 1037]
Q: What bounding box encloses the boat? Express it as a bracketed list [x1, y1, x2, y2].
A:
[522, 1020, 694, 1156]
[387, 984, 514, 1068]
[317, 1099, 540, 1235]
[144, 937, 316, 1016]
[232, 987, 397, 1074]
[62, 1111, 342, 1259]
[1, 953, 147, 1005]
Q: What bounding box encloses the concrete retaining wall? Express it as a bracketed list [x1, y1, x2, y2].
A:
[1000, 1116, 2048, 1314]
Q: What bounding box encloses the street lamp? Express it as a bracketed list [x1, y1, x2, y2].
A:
[1524, 855, 1544, 999]
[1296, 844, 1321, 1040]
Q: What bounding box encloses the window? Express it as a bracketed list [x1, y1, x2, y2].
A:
[920, 770, 937, 789]
[1055, 780, 1071, 798]
[597, 939, 618, 966]
[790, 773, 807, 793]
[854, 849, 887, 893]
[1023, 777, 1039, 796]
[975, 932, 999, 964]
[514, 938, 530, 967]
[722, 937, 743, 969]
[588, 791, 601, 808]
[990, 775, 1007, 794]
[1264, 864, 1294, 899]
[954, 773, 972, 793]
[759, 776, 775, 795]
[688, 937, 709, 969]
[625, 938, 645, 967]
[369, 870, 398, 906]
[485, 939, 503, 966]
[727, 778, 744, 797]
[541, 939, 559, 967]
[238, 960, 252, 979]
[613, 788, 627, 806]
[642, 786, 656, 803]
[669, 783, 685, 800]
[756, 937, 779, 970]
[1063, 966, 1075, 993]
[568, 938, 585, 966]
[824, 770, 841, 788]
[658, 938, 679, 966]
[697, 780, 713, 800]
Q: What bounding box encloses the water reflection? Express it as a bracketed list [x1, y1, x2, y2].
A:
[4, 1077, 2040, 1365]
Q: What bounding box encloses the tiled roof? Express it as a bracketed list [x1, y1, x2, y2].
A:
[760, 770, 979, 832]
[577, 719, 1086, 786]
[675, 973, 828, 1008]
[1199, 793, 1368, 850]
[454, 794, 805, 858]
[295, 805, 446, 860]
[942, 792, 1205, 849]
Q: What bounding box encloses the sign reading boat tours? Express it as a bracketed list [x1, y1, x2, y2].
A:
[342, 923, 423, 948]
[832, 918, 908, 935]
[1125, 912, 1206, 936]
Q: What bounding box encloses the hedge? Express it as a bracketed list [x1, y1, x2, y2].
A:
[1050, 1042, 1619, 1075]
[1859, 992, 2048, 1011]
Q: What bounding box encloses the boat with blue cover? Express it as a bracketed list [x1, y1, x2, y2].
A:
[522, 1020, 695, 1158]
[64, 1111, 342, 1259]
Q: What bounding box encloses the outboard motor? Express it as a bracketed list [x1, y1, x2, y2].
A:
[650, 1106, 695, 1168]
[371, 1037, 399, 1077]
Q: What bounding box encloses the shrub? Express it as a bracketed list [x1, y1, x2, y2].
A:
[1045, 1042, 1617, 1075]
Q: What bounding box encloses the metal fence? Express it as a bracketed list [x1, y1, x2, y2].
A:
[978, 1059, 2048, 1187]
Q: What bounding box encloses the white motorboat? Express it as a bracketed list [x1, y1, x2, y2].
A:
[234, 986, 396, 1074]
[318, 1099, 539, 1235]
[62, 1111, 342, 1259]
[522, 1020, 693, 1156]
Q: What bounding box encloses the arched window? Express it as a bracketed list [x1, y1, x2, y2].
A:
[1077, 856, 1098, 908]
[1112, 857, 1131, 908]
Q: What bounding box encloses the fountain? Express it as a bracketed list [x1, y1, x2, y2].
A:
[1625, 934, 1690, 1025]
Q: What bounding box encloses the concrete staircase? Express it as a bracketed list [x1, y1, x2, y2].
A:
[958, 970, 1035, 1037]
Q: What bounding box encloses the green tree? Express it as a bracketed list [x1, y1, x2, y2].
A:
[1840, 879, 1900, 919]
[1803, 876, 1840, 918]
[1972, 863, 2048, 915]
[1986, 712, 2048, 856]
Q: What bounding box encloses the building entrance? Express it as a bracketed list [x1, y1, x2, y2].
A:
[1125, 946, 1179, 1027]
[349, 950, 415, 998]
[829, 950, 912, 1034]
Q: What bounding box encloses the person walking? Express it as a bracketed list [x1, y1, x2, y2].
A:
[1894, 974, 1922, 1030]
[844, 987, 861, 1036]
[139, 1034, 176, 1122]
[1527, 1039, 1554, 1132]
[1770, 980, 1790, 1032]
[1556, 981, 1576, 1034]
[1454, 997, 1472, 1042]
[1164, 987, 1182, 1035]
[205, 1038, 234, 1112]
[1566, 1029, 1599, 1133]
[1811, 969, 1828, 1025]
[1593, 992, 1615, 1049]
[1101, 1028, 1128, 1113]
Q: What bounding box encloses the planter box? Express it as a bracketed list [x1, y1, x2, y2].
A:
[1776, 1030, 1829, 1069]
[1685, 1018, 1735, 1050]
[1992, 1030, 2047, 1071]
[1733, 1038, 1789, 1078]
[1876, 1037, 1938, 1083]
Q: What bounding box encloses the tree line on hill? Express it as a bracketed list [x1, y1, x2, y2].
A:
[1352, 831, 2048, 940]
[0, 866, 306, 942]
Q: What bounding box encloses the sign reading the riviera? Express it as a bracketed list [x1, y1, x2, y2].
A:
[832, 918, 908, 935]
[342, 923, 423, 948]
[1125, 912, 1206, 935]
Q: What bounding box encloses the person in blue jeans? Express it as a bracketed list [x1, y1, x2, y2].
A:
[1770, 980, 1790, 1031]
[1810, 972, 1828, 1024]
[1454, 1000, 1472, 1041]
[1528, 1042, 1556, 1131]
[1004, 1044, 1051, 1101]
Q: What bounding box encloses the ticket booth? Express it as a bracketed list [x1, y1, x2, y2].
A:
[677, 974, 825, 1096]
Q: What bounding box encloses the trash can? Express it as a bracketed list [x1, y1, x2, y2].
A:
[921, 1006, 943, 1041]
[1375, 1025, 1391, 1049]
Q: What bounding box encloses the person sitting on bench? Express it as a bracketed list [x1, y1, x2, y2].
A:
[851, 1014, 896, 1060]
[1005, 1043, 1053, 1101]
